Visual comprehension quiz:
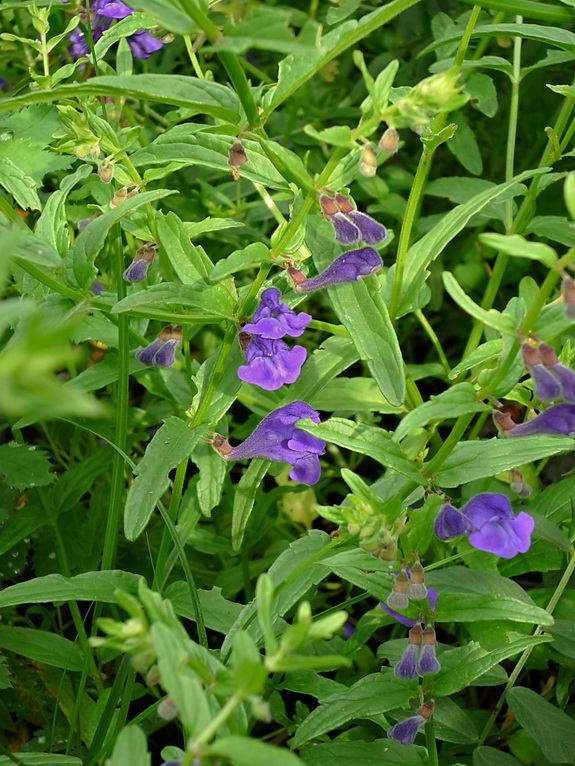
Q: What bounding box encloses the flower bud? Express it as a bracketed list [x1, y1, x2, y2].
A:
[379, 126, 399, 154]
[387, 567, 409, 610]
[98, 159, 114, 184]
[406, 559, 427, 601]
[228, 139, 247, 180]
[521, 343, 562, 401]
[415, 626, 440, 676]
[394, 622, 422, 680]
[157, 697, 178, 721]
[510, 469, 532, 499]
[136, 325, 182, 368]
[110, 186, 128, 208]
[359, 142, 377, 177]
[387, 714, 426, 746]
[145, 664, 161, 685]
[123, 245, 156, 283]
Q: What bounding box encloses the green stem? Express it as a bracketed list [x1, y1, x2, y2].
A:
[415, 310, 451, 374]
[184, 35, 205, 78]
[101, 234, 129, 571]
[307, 319, 349, 336]
[153, 458, 189, 591]
[478, 548, 575, 745]
[190, 693, 243, 752]
[388, 5, 482, 320]
[425, 714, 440, 766]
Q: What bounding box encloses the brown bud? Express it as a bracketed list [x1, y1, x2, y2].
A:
[493, 410, 517, 432]
[334, 193, 354, 215]
[319, 195, 339, 216]
[98, 159, 114, 183]
[407, 622, 423, 646]
[228, 139, 247, 180]
[538, 342, 559, 367]
[287, 264, 308, 291]
[211, 433, 234, 458]
[238, 331, 252, 355]
[110, 186, 128, 208]
[521, 343, 540, 368]
[418, 699, 435, 720]
[379, 126, 399, 154]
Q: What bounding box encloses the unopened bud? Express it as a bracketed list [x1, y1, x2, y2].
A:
[418, 699, 435, 720]
[319, 195, 339, 216]
[379, 126, 399, 154]
[347, 522, 361, 536]
[407, 559, 427, 601]
[359, 143, 377, 177]
[228, 139, 247, 180]
[110, 186, 128, 208]
[563, 276, 575, 318]
[510, 469, 532, 499]
[387, 566, 409, 610]
[145, 664, 161, 685]
[157, 697, 178, 721]
[493, 409, 517, 433]
[98, 159, 114, 184]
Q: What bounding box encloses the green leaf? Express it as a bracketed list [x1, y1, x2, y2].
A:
[210, 737, 306, 766]
[465, 72, 498, 117]
[111, 282, 235, 321]
[526, 214, 575, 247]
[35, 164, 92, 257]
[448, 339, 503, 378]
[547, 619, 575, 659]
[64, 189, 175, 290]
[285, 336, 360, 408]
[434, 435, 575, 487]
[394, 383, 490, 441]
[304, 124, 353, 147]
[291, 670, 415, 748]
[447, 111, 483, 175]
[129, 0, 197, 33]
[155, 211, 212, 284]
[297, 417, 426, 485]
[434, 696, 478, 744]
[5, 228, 61, 269]
[0, 156, 41, 210]
[0, 75, 241, 125]
[301, 738, 428, 766]
[0, 757, 82, 766]
[209, 242, 271, 281]
[191, 438, 227, 517]
[0, 570, 140, 608]
[232, 458, 272, 551]
[93, 12, 161, 58]
[310, 377, 402, 413]
[164, 584, 244, 633]
[473, 747, 523, 766]
[433, 636, 553, 696]
[104, 725, 150, 766]
[124, 417, 202, 541]
[0, 626, 84, 671]
[507, 686, 575, 763]
[479, 233, 557, 267]
[398, 168, 548, 314]
[442, 271, 517, 334]
[321, 548, 395, 603]
[423, 23, 575, 55]
[0, 443, 54, 490]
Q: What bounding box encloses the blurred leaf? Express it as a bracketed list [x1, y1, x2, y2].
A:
[479, 233, 557, 267]
[0, 571, 140, 608]
[210, 737, 305, 766]
[0, 626, 84, 671]
[507, 686, 575, 763]
[104, 725, 150, 766]
[0, 156, 41, 210]
[0, 443, 54, 490]
[301, 738, 427, 765]
[447, 111, 483, 175]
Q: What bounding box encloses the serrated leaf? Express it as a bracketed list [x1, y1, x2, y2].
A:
[0, 570, 140, 608]
[291, 670, 414, 748]
[64, 189, 175, 290]
[395, 383, 490, 441]
[507, 686, 575, 763]
[0, 626, 84, 671]
[0, 443, 54, 490]
[297, 417, 426, 485]
[124, 417, 202, 541]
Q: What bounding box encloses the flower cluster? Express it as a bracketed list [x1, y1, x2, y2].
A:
[237, 288, 311, 391]
[434, 493, 534, 559]
[386, 560, 427, 610]
[211, 401, 326, 486]
[136, 325, 182, 368]
[66, 0, 164, 59]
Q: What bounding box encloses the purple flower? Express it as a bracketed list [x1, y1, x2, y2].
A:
[237, 336, 307, 391]
[335, 194, 387, 246]
[435, 493, 534, 559]
[213, 402, 326, 485]
[122, 246, 155, 283]
[394, 624, 422, 681]
[380, 583, 438, 628]
[97, 0, 133, 18]
[538, 343, 575, 403]
[91, 280, 104, 296]
[522, 344, 562, 401]
[288, 248, 383, 293]
[243, 287, 311, 339]
[503, 403, 575, 437]
[388, 715, 426, 746]
[127, 29, 164, 58]
[136, 326, 181, 368]
[415, 626, 440, 676]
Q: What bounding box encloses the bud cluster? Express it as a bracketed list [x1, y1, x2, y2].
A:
[394, 622, 440, 680]
[387, 558, 428, 609]
[345, 497, 399, 562]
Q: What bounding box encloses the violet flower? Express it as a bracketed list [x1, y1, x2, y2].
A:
[237, 336, 307, 391]
[127, 29, 164, 58]
[136, 325, 181, 368]
[288, 248, 383, 293]
[334, 194, 387, 245]
[434, 493, 534, 559]
[122, 246, 155, 282]
[500, 403, 575, 438]
[212, 402, 326, 485]
[388, 715, 426, 746]
[415, 626, 440, 676]
[243, 287, 311, 339]
[394, 623, 422, 680]
[380, 588, 438, 628]
[538, 343, 575, 403]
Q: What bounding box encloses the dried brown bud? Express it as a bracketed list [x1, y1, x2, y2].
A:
[319, 195, 339, 216]
[379, 126, 399, 154]
[98, 159, 114, 184]
[228, 139, 247, 180]
[334, 193, 354, 214]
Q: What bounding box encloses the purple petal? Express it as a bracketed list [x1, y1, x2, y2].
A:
[379, 602, 417, 628]
[91, 280, 104, 296]
[97, 0, 133, 18]
[296, 248, 383, 293]
[388, 715, 426, 746]
[136, 338, 165, 367]
[530, 364, 562, 401]
[468, 512, 534, 558]
[122, 258, 150, 282]
[462, 493, 513, 528]
[329, 213, 361, 245]
[237, 338, 306, 391]
[289, 453, 321, 485]
[434, 504, 474, 540]
[151, 338, 178, 367]
[505, 403, 575, 437]
[345, 210, 387, 245]
[427, 588, 438, 612]
[127, 30, 163, 58]
[394, 644, 419, 680]
[415, 645, 440, 676]
[548, 364, 575, 403]
[243, 287, 312, 339]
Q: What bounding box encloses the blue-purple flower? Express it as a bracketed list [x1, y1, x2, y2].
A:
[434, 493, 534, 559]
[237, 336, 307, 391]
[388, 701, 434, 747]
[496, 403, 575, 438]
[287, 248, 383, 293]
[320, 194, 387, 246]
[211, 402, 326, 485]
[416, 626, 440, 676]
[122, 246, 155, 283]
[538, 343, 575, 403]
[380, 587, 438, 628]
[394, 623, 421, 680]
[243, 287, 311, 339]
[136, 325, 181, 368]
[522, 344, 562, 402]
